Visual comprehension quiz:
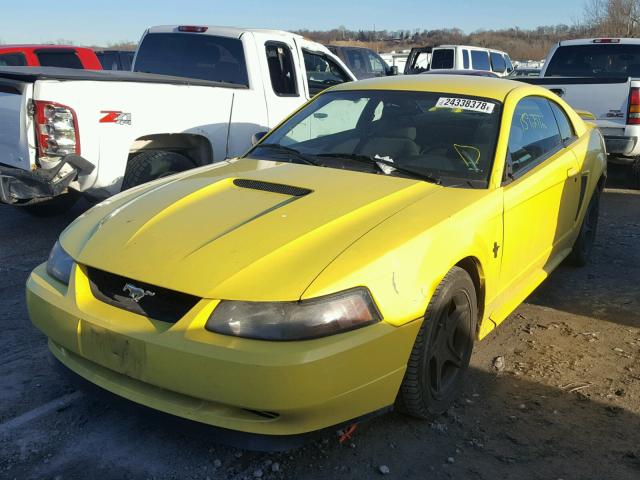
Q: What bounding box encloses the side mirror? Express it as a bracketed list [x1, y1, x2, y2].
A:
[251, 131, 268, 146]
[388, 65, 399, 76]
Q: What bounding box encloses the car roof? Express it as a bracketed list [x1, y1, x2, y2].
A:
[558, 38, 640, 46]
[331, 74, 525, 101]
[0, 44, 89, 50]
[146, 25, 303, 40]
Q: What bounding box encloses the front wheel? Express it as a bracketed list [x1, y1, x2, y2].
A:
[397, 266, 477, 418]
[567, 190, 600, 267]
[121, 150, 195, 191]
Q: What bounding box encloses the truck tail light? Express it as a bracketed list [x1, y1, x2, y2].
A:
[593, 38, 620, 43]
[628, 88, 640, 125]
[178, 25, 208, 33]
[34, 101, 80, 157]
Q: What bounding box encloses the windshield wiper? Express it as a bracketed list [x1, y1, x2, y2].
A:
[255, 144, 320, 166]
[315, 153, 441, 184]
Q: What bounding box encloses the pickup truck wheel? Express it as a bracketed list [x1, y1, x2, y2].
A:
[633, 158, 640, 189]
[397, 267, 477, 418]
[567, 190, 600, 267]
[121, 150, 195, 191]
[21, 191, 80, 217]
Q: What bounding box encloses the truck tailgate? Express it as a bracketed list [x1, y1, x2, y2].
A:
[518, 77, 631, 129]
[0, 78, 31, 171]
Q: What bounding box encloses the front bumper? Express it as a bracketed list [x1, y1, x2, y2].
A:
[27, 263, 421, 436]
[0, 155, 93, 205]
[603, 135, 638, 156]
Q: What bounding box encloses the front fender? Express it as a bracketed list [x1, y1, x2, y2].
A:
[302, 188, 502, 328]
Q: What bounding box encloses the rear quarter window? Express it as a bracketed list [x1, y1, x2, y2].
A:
[471, 50, 490, 71]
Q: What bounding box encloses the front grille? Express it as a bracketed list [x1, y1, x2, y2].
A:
[87, 267, 200, 324]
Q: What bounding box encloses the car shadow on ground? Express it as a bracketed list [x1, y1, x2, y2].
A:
[8, 359, 639, 480]
[527, 189, 640, 330]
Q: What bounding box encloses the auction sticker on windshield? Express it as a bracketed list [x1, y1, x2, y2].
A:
[436, 97, 495, 114]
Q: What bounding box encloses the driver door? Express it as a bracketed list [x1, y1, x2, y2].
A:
[492, 96, 580, 323]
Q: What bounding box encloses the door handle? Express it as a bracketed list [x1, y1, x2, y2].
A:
[567, 166, 579, 178]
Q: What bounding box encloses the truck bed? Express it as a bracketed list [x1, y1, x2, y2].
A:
[0, 66, 248, 89]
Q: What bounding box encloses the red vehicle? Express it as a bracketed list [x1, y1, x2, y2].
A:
[0, 45, 102, 70]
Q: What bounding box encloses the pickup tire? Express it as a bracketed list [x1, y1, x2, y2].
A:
[121, 150, 195, 191]
[633, 158, 640, 190]
[21, 191, 80, 217]
[397, 267, 477, 418]
[567, 190, 600, 267]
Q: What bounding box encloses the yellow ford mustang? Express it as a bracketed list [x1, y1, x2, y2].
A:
[27, 76, 606, 443]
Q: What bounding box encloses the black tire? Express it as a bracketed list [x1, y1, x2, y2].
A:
[121, 150, 194, 191]
[397, 266, 477, 418]
[567, 190, 600, 267]
[21, 190, 80, 217]
[633, 158, 640, 190]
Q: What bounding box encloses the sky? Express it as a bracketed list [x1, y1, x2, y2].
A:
[1, 0, 586, 46]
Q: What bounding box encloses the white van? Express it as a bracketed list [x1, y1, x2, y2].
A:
[429, 45, 514, 77]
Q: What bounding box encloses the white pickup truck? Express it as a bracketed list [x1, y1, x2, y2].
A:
[0, 25, 355, 213]
[523, 38, 640, 187]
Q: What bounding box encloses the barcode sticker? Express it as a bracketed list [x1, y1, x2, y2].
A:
[436, 97, 495, 114]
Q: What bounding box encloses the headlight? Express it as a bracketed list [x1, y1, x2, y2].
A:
[206, 288, 381, 341]
[46, 240, 74, 285]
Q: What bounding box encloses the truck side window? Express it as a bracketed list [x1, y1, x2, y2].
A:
[548, 100, 575, 143]
[471, 50, 490, 71]
[507, 97, 563, 177]
[462, 50, 470, 69]
[303, 51, 350, 96]
[366, 51, 386, 76]
[0, 53, 27, 67]
[490, 52, 506, 73]
[265, 42, 298, 96]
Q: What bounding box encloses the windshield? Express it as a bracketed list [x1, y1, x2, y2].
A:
[134, 33, 249, 85]
[545, 44, 640, 77]
[248, 90, 502, 187]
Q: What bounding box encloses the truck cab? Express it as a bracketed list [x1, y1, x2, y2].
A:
[0, 45, 102, 70]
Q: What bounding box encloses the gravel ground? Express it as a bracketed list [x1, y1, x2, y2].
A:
[1, 165, 639, 480]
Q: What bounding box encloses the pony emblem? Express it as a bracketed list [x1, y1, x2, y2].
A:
[122, 283, 156, 303]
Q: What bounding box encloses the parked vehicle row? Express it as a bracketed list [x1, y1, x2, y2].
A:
[0, 45, 102, 69]
[0, 26, 355, 214]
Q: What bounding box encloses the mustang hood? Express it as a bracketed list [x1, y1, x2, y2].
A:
[62, 159, 436, 300]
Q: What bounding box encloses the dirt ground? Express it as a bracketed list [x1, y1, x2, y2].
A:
[1, 165, 639, 480]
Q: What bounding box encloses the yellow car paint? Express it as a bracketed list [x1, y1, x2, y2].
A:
[27, 75, 606, 435]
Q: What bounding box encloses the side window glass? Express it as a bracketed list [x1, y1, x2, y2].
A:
[508, 97, 563, 176]
[462, 50, 470, 69]
[471, 50, 490, 71]
[265, 42, 298, 96]
[490, 52, 506, 73]
[549, 100, 575, 142]
[367, 52, 386, 75]
[303, 51, 350, 96]
[504, 54, 514, 72]
[346, 49, 368, 75]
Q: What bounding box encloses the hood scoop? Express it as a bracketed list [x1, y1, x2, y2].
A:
[233, 179, 312, 197]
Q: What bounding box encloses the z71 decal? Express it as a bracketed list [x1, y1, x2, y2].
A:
[100, 111, 132, 125]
